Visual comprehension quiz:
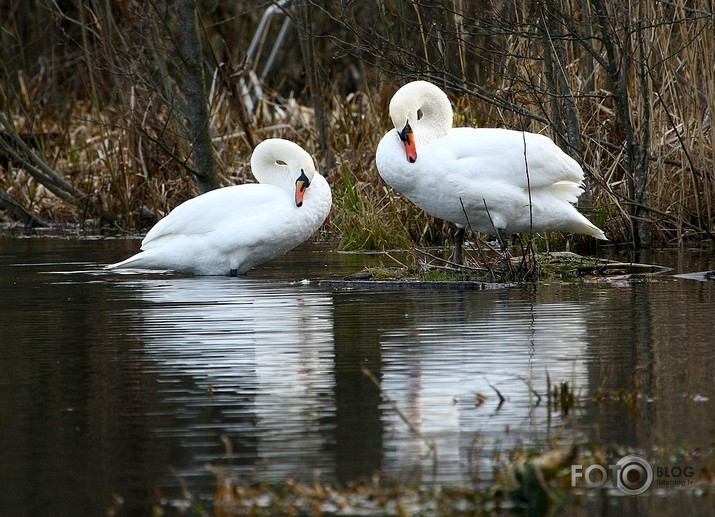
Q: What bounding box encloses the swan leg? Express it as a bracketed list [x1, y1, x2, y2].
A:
[496, 228, 509, 252]
[452, 226, 465, 265]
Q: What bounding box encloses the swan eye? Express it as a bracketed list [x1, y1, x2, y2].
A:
[296, 169, 311, 190]
[399, 121, 413, 143]
[275, 160, 287, 166]
[417, 109, 423, 120]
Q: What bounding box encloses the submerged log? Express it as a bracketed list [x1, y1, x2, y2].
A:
[319, 279, 511, 290]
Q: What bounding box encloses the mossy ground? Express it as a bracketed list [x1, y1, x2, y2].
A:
[341, 246, 666, 286]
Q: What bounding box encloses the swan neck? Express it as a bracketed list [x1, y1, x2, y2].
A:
[251, 139, 314, 192]
[412, 83, 453, 144]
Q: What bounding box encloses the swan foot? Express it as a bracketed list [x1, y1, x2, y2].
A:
[229, 268, 238, 277]
[452, 226, 465, 265]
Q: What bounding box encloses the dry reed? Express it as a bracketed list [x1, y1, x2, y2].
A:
[0, 0, 712, 251]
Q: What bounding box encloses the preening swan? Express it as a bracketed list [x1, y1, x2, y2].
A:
[375, 80, 606, 263]
[107, 138, 331, 275]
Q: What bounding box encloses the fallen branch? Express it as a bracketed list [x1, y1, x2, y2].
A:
[0, 188, 47, 228]
[0, 113, 116, 223]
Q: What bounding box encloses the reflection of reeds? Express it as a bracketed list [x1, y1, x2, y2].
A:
[362, 366, 439, 483]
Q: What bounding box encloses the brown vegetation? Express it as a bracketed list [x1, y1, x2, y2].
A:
[0, 1, 713, 251]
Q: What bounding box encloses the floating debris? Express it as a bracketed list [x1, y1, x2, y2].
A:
[492, 446, 579, 511]
[672, 271, 715, 282]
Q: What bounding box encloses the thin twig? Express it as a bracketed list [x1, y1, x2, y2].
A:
[520, 131, 539, 279]
[384, 251, 408, 269]
[362, 367, 438, 470]
[487, 381, 506, 409]
[414, 247, 488, 273]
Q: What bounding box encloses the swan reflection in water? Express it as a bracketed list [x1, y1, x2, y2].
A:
[119, 276, 336, 480]
[117, 275, 590, 485]
[370, 291, 590, 483]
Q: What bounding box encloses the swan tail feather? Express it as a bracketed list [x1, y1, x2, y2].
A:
[571, 213, 608, 240]
[105, 252, 151, 270]
[539, 181, 584, 204]
[581, 223, 608, 240]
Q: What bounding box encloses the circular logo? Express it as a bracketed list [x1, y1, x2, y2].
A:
[614, 455, 654, 495]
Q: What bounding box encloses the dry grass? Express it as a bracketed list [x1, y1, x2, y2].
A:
[482, 1, 715, 246]
[1, 0, 713, 252]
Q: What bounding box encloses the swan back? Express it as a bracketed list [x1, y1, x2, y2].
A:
[389, 80, 453, 145]
[251, 138, 317, 191]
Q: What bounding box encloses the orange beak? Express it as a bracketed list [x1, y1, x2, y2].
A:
[399, 122, 417, 163]
[295, 170, 310, 207]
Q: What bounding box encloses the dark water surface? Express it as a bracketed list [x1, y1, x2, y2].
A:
[1, 236, 714, 515]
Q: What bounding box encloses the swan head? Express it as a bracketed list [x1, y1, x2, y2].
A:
[389, 101, 418, 163]
[388, 80, 453, 162]
[251, 139, 318, 207]
[294, 169, 311, 207]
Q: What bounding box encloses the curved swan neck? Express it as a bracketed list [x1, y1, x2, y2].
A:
[250, 138, 317, 191]
[390, 81, 453, 145]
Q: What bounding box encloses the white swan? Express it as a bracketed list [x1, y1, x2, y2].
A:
[376, 80, 606, 262]
[107, 138, 332, 275]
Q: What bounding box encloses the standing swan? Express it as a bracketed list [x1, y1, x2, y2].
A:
[375, 80, 606, 263]
[107, 139, 331, 275]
